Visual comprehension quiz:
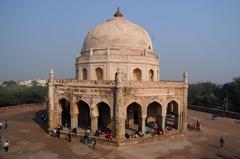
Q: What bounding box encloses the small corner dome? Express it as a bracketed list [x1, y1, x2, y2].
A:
[82, 8, 153, 50]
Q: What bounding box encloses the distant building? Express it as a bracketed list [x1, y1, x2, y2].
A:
[35, 79, 47, 87]
[19, 79, 47, 87]
[19, 80, 33, 87]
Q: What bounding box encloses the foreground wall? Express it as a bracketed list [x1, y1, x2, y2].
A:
[0, 103, 47, 114]
[188, 105, 240, 119]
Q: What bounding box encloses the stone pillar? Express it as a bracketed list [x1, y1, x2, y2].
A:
[91, 116, 98, 135]
[115, 68, 125, 140]
[182, 72, 188, 132]
[70, 96, 78, 130]
[140, 116, 146, 134]
[57, 112, 62, 126]
[48, 69, 55, 130]
[71, 114, 78, 129]
[161, 115, 166, 132]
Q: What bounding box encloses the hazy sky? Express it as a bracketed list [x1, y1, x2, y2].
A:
[0, 0, 240, 84]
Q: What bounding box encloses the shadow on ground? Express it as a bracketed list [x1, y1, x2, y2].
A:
[32, 109, 48, 133]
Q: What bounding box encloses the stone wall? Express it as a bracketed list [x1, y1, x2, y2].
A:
[188, 105, 240, 119]
[0, 103, 47, 114]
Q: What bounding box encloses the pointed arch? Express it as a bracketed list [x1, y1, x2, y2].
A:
[147, 101, 162, 125]
[133, 68, 142, 81]
[59, 98, 71, 128]
[77, 100, 91, 129]
[96, 102, 111, 130]
[166, 100, 179, 130]
[95, 67, 103, 80]
[126, 102, 142, 131]
[149, 69, 154, 81]
[82, 68, 87, 80]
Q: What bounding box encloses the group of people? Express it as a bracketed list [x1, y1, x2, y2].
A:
[146, 122, 164, 136]
[0, 119, 9, 152]
[187, 119, 201, 131]
[125, 130, 144, 139]
[94, 129, 113, 141]
[83, 129, 97, 150]
[52, 125, 63, 138]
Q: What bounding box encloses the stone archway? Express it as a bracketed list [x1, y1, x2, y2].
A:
[59, 98, 71, 128]
[133, 68, 141, 81]
[147, 101, 162, 127]
[166, 100, 179, 129]
[77, 100, 91, 129]
[126, 102, 142, 131]
[97, 102, 111, 130]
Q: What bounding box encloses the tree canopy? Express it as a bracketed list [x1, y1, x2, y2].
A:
[0, 83, 47, 107]
[188, 75, 240, 113]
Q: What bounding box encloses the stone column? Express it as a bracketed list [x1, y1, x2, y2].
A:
[70, 96, 78, 130]
[57, 112, 62, 126]
[115, 68, 125, 140]
[48, 69, 55, 130]
[140, 116, 146, 134]
[182, 72, 188, 132]
[71, 114, 78, 129]
[161, 115, 166, 132]
[91, 116, 98, 135]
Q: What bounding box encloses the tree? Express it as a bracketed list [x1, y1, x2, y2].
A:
[2, 80, 17, 87]
[188, 82, 222, 108]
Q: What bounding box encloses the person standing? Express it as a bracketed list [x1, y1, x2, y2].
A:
[0, 121, 2, 129]
[220, 137, 224, 148]
[92, 138, 97, 150]
[3, 140, 10, 152]
[68, 132, 71, 142]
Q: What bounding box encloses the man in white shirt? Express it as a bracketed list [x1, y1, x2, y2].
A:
[3, 140, 9, 152]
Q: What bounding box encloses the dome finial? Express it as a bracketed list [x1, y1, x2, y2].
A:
[114, 6, 123, 17]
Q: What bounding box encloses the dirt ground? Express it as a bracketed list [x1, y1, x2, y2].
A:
[0, 110, 240, 159]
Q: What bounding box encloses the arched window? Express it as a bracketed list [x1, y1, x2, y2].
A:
[133, 68, 141, 81]
[82, 68, 87, 80]
[149, 69, 154, 81]
[95, 67, 103, 80]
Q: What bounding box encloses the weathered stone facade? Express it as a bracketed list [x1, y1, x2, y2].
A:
[48, 8, 188, 141]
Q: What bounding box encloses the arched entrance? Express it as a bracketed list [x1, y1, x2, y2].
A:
[97, 102, 111, 130]
[133, 68, 141, 81]
[147, 102, 162, 127]
[126, 102, 142, 131]
[77, 100, 91, 129]
[59, 98, 71, 128]
[166, 101, 179, 129]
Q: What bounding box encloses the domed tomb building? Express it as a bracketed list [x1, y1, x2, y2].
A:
[48, 8, 188, 142]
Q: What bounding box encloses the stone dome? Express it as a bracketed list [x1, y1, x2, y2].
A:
[82, 9, 153, 50]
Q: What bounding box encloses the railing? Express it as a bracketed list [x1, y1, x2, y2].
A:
[52, 79, 185, 89]
[123, 80, 184, 88]
[54, 79, 115, 87]
[79, 46, 158, 59]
